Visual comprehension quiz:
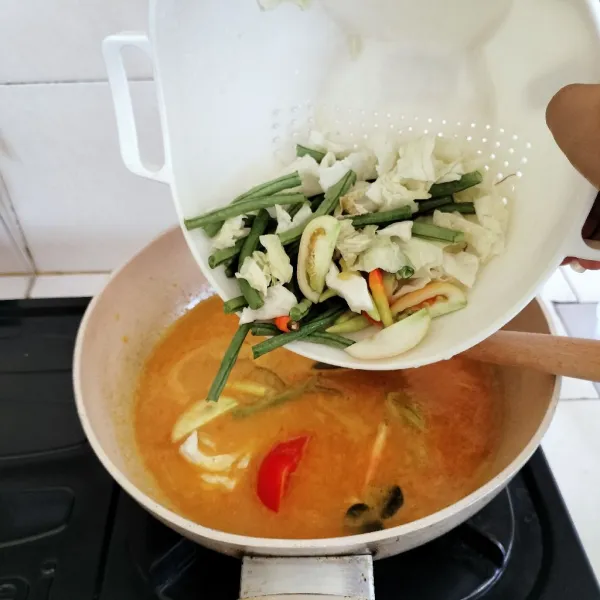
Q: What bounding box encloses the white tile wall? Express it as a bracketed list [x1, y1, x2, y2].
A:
[0, 81, 178, 272]
[0, 0, 152, 83]
[0, 219, 29, 274]
[30, 273, 110, 298]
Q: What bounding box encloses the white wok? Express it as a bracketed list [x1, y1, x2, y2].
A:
[74, 227, 558, 598]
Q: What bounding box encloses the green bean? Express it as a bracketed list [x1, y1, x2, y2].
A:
[184, 193, 305, 230]
[207, 323, 252, 402]
[397, 266, 415, 279]
[252, 306, 346, 359]
[349, 206, 413, 227]
[250, 323, 280, 337]
[310, 193, 326, 212]
[417, 196, 453, 213]
[238, 209, 270, 310]
[429, 171, 483, 197]
[223, 296, 248, 314]
[223, 259, 237, 279]
[306, 332, 355, 349]
[296, 144, 326, 163]
[436, 202, 476, 214]
[290, 298, 313, 322]
[208, 239, 245, 269]
[279, 171, 356, 245]
[412, 222, 465, 243]
[203, 172, 302, 237]
[287, 202, 305, 219]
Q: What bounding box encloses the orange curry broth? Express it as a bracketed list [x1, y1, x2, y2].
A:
[134, 295, 502, 539]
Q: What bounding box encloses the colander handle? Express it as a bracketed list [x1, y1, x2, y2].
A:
[102, 33, 169, 184]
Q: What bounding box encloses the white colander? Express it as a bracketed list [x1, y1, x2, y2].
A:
[103, 0, 600, 370]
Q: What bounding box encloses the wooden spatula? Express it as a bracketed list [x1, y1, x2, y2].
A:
[463, 330, 600, 381]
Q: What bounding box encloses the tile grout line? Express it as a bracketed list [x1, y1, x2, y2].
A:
[0, 77, 153, 87]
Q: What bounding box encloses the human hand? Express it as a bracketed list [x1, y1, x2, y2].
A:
[546, 83, 600, 270]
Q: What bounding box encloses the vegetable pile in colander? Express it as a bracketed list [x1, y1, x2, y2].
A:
[184, 132, 510, 400]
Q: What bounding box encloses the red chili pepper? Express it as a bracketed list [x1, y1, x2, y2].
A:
[368, 269, 394, 328]
[274, 315, 299, 333]
[256, 436, 310, 513]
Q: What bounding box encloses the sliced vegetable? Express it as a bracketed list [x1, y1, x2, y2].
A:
[256, 435, 310, 513]
[382, 272, 397, 299]
[305, 332, 355, 349]
[290, 298, 313, 322]
[279, 171, 356, 245]
[397, 266, 415, 279]
[224, 260, 237, 279]
[390, 282, 467, 319]
[203, 172, 302, 237]
[252, 305, 346, 359]
[296, 144, 326, 163]
[233, 377, 317, 418]
[380, 485, 404, 519]
[250, 322, 280, 337]
[179, 431, 240, 471]
[368, 269, 393, 327]
[364, 421, 389, 488]
[297, 216, 341, 303]
[429, 171, 483, 197]
[274, 315, 299, 333]
[349, 206, 413, 227]
[227, 381, 272, 396]
[207, 323, 252, 402]
[327, 314, 370, 334]
[239, 284, 298, 325]
[201, 473, 237, 491]
[223, 296, 248, 314]
[325, 264, 374, 314]
[412, 222, 465, 243]
[416, 196, 453, 213]
[386, 392, 426, 432]
[185, 193, 305, 230]
[346, 503, 370, 520]
[259, 234, 293, 284]
[171, 396, 238, 442]
[362, 310, 382, 328]
[437, 202, 476, 215]
[237, 210, 270, 310]
[346, 309, 431, 360]
[208, 239, 244, 269]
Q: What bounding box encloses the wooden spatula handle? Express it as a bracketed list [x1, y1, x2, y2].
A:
[464, 330, 600, 381]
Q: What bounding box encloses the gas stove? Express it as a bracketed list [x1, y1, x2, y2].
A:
[1, 297, 598, 600]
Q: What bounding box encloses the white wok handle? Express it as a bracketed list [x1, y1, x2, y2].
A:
[102, 33, 170, 184]
[239, 556, 374, 600]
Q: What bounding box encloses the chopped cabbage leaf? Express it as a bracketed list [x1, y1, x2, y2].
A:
[335, 220, 378, 268]
[274, 203, 313, 233]
[475, 194, 509, 236]
[235, 252, 271, 297]
[366, 175, 428, 213]
[259, 234, 293, 284]
[325, 264, 374, 314]
[319, 158, 350, 191]
[432, 209, 503, 263]
[372, 136, 398, 177]
[443, 251, 480, 288]
[340, 182, 379, 215]
[308, 130, 347, 155]
[283, 155, 321, 196]
[180, 431, 239, 471]
[433, 138, 467, 184]
[395, 136, 437, 182]
[354, 237, 411, 273]
[239, 284, 297, 324]
[211, 215, 250, 250]
[377, 221, 413, 242]
[399, 237, 444, 277]
[201, 473, 237, 490]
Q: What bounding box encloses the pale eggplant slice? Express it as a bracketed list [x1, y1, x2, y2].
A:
[390, 282, 467, 319]
[171, 396, 238, 442]
[345, 309, 431, 360]
[297, 215, 341, 303]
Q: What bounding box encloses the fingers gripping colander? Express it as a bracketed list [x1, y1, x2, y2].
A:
[103, 0, 600, 370]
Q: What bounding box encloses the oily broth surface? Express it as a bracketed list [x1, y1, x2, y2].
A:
[135, 296, 502, 539]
